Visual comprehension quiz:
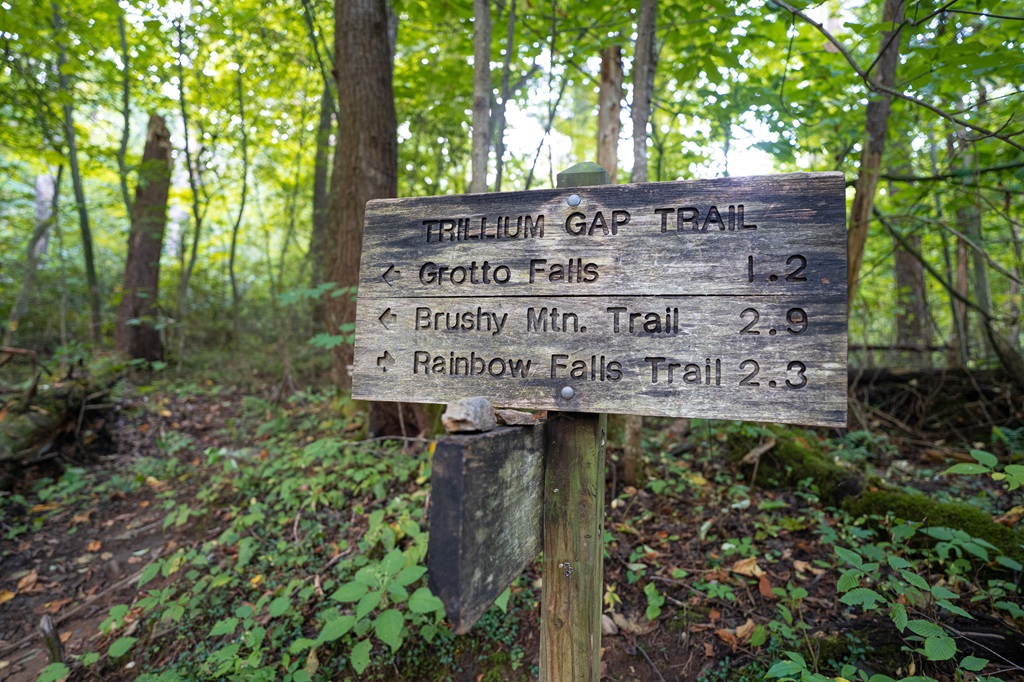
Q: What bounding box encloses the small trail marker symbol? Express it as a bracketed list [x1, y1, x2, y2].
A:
[377, 351, 395, 372]
[382, 264, 400, 286]
[378, 308, 396, 329]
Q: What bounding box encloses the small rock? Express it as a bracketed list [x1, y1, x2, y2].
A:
[442, 397, 496, 433]
[601, 613, 619, 636]
[494, 409, 540, 426]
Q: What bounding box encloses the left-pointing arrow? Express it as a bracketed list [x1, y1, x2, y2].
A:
[382, 264, 400, 286]
[376, 351, 395, 372]
[378, 308, 396, 329]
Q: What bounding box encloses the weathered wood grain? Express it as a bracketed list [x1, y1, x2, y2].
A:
[540, 412, 606, 682]
[353, 294, 846, 426]
[352, 172, 847, 427]
[357, 172, 845, 298]
[427, 425, 545, 634]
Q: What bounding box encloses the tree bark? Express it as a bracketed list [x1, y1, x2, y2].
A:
[53, 2, 101, 344]
[116, 13, 133, 218]
[597, 45, 623, 183]
[115, 115, 172, 361]
[889, 174, 930, 367]
[893, 233, 930, 366]
[4, 168, 63, 346]
[470, 0, 491, 193]
[229, 68, 249, 343]
[309, 82, 332, 302]
[625, 4, 658, 483]
[630, 0, 657, 184]
[492, 0, 516, 193]
[175, 19, 204, 329]
[846, 0, 904, 309]
[326, 0, 398, 389]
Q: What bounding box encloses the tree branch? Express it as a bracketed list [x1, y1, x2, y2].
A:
[769, 0, 1024, 154]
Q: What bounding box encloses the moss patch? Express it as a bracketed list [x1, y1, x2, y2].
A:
[844, 489, 1024, 562]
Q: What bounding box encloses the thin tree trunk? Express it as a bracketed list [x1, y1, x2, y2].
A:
[309, 83, 332, 295]
[470, 0, 491, 193]
[53, 1, 101, 343]
[175, 19, 204, 329]
[229, 68, 249, 344]
[929, 128, 968, 367]
[492, 0, 516, 193]
[116, 115, 172, 361]
[846, 0, 904, 309]
[630, 0, 657, 184]
[4, 168, 63, 346]
[888, 172, 930, 367]
[597, 45, 622, 183]
[1008, 193, 1023, 349]
[116, 13, 133, 217]
[955, 235, 970, 358]
[625, 2, 658, 484]
[959, 182, 993, 359]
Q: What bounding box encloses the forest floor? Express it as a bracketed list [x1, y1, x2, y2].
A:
[1, 362, 1023, 682]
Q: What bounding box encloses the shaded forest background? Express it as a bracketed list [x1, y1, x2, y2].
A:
[1, 0, 1021, 379]
[2, 1, 1024, 681]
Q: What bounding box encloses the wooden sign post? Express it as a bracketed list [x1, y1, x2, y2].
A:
[352, 165, 847, 681]
[540, 163, 610, 681]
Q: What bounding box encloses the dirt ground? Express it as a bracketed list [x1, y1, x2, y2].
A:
[2, 376, 1023, 681]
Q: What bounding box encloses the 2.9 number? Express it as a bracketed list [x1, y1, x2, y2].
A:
[739, 308, 808, 335]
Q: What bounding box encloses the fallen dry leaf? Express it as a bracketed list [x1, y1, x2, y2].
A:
[86, 540, 102, 553]
[731, 556, 765, 578]
[708, 608, 721, 621]
[736, 618, 756, 642]
[794, 559, 826, 577]
[715, 628, 738, 650]
[703, 642, 714, 657]
[159, 409, 172, 418]
[612, 612, 657, 635]
[0, 589, 15, 605]
[70, 511, 92, 524]
[59, 631, 71, 643]
[29, 502, 59, 513]
[17, 569, 38, 593]
[994, 505, 1024, 526]
[758, 574, 775, 599]
[45, 598, 72, 614]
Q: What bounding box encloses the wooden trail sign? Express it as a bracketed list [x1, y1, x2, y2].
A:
[353, 172, 847, 427]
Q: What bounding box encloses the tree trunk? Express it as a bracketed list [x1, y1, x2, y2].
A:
[4, 169, 63, 346]
[893, 234, 930, 366]
[889, 175, 930, 367]
[310, 82, 332, 299]
[229, 68, 250, 344]
[53, 2, 101, 344]
[116, 13, 133, 218]
[963, 180, 994, 360]
[630, 0, 657, 184]
[325, 0, 398, 390]
[846, 0, 904, 309]
[175, 18, 204, 331]
[115, 115, 172, 362]
[597, 45, 622, 183]
[492, 0, 516, 193]
[625, 4, 658, 483]
[469, 0, 491, 193]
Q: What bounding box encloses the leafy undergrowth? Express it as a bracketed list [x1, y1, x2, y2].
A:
[1, 376, 1023, 682]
